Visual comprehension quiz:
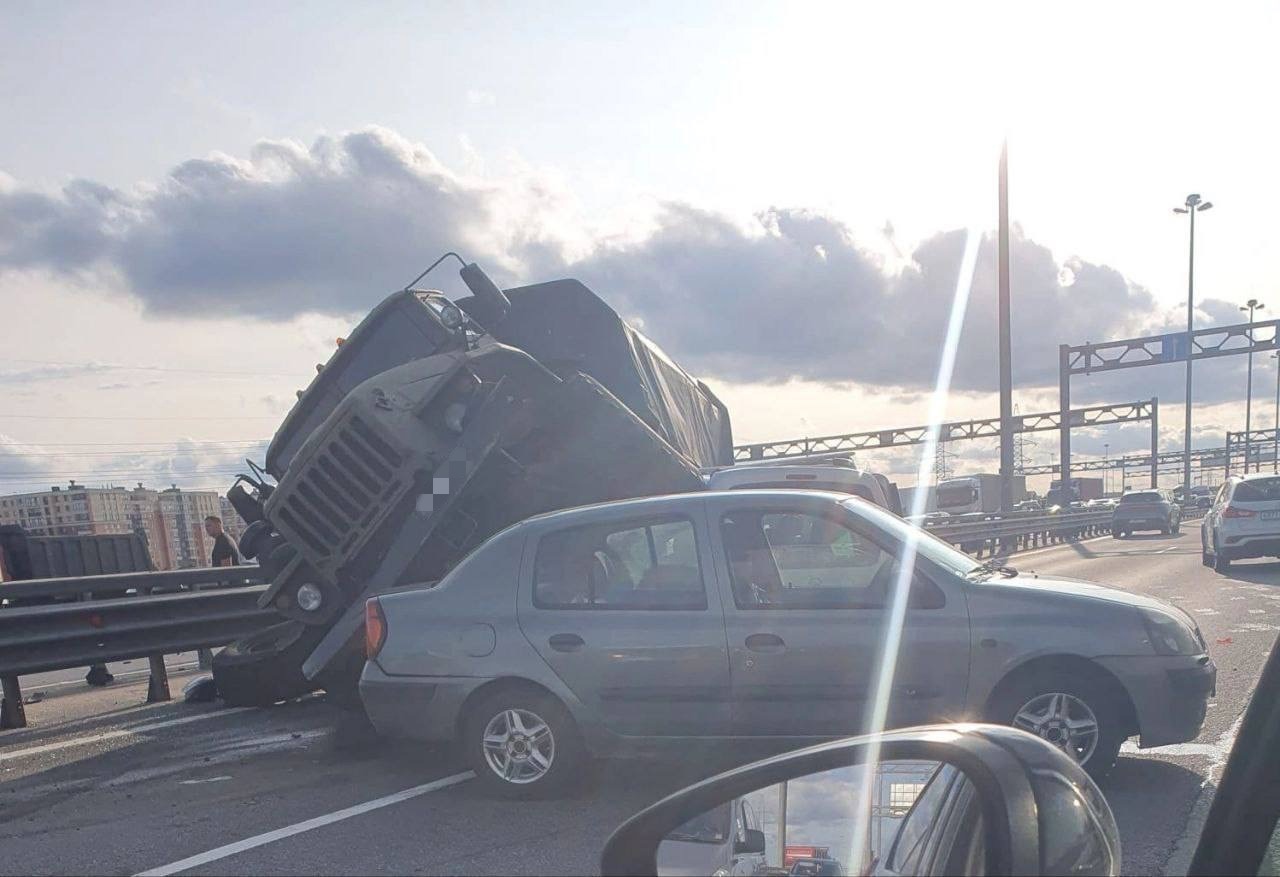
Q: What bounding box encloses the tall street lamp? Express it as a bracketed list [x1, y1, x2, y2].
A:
[1104, 443, 1110, 495]
[1241, 298, 1266, 473]
[1273, 350, 1280, 473]
[1174, 194, 1213, 501]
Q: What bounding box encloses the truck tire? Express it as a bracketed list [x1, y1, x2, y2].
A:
[212, 621, 326, 707]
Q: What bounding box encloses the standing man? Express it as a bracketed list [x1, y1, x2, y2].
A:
[199, 515, 239, 670]
[205, 516, 240, 567]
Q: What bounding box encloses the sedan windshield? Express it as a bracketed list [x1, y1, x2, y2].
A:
[841, 497, 981, 578]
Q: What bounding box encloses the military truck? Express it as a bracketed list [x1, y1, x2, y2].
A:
[214, 257, 732, 705]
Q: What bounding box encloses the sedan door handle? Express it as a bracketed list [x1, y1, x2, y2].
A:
[549, 633, 585, 653]
[745, 633, 786, 653]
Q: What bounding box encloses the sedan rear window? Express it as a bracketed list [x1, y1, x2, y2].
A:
[534, 516, 707, 610]
[1232, 478, 1280, 502]
[1119, 492, 1162, 503]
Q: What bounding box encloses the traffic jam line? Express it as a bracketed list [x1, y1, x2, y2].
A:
[134, 771, 476, 877]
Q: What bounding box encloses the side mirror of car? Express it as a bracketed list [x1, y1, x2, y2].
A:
[734, 828, 767, 855]
[600, 724, 1121, 877]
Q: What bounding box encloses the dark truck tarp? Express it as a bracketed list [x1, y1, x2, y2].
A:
[465, 279, 734, 469]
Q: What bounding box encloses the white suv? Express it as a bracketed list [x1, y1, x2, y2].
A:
[1201, 474, 1280, 572]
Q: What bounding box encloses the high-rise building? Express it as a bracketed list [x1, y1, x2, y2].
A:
[218, 495, 249, 544]
[157, 486, 222, 569]
[0, 481, 135, 538]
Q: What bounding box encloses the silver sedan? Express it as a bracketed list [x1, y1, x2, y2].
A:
[359, 490, 1215, 797]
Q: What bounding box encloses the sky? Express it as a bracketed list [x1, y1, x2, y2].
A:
[2, 0, 1279, 494]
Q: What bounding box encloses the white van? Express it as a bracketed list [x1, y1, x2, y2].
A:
[706, 455, 903, 515]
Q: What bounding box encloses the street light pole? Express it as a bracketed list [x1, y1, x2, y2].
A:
[1174, 194, 1213, 502]
[1273, 350, 1279, 474]
[1241, 298, 1265, 473]
[1104, 443, 1110, 495]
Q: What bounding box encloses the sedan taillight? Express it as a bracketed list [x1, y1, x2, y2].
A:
[365, 598, 388, 659]
[1223, 506, 1257, 519]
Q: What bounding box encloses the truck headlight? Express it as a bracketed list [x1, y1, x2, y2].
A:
[439, 303, 465, 331]
[296, 583, 324, 613]
[1141, 608, 1200, 655]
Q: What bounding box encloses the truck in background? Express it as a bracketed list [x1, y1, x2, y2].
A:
[935, 473, 1028, 515]
[1048, 476, 1105, 506]
[899, 484, 938, 514]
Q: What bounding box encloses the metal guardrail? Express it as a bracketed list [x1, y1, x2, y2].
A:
[925, 509, 1115, 557]
[0, 566, 276, 729]
[927, 504, 1207, 557]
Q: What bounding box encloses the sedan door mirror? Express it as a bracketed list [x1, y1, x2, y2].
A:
[600, 724, 1120, 877]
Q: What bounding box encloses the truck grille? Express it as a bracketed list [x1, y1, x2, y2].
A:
[274, 414, 405, 563]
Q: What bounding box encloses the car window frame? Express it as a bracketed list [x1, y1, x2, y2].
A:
[713, 498, 948, 612]
[530, 512, 710, 612]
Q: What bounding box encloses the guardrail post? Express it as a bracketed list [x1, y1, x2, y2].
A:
[1, 675, 27, 729]
[146, 655, 171, 703]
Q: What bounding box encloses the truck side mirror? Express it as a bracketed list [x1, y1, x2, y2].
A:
[734, 828, 766, 855]
[460, 262, 511, 324]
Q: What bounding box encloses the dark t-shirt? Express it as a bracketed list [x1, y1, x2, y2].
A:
[211, 533, 240, 568]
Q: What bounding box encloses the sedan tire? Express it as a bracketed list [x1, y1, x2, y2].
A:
[464, 688, 587, 799]
[991, 672, 1126, 781]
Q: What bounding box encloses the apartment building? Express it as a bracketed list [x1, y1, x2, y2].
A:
[157, 486, 222, 569]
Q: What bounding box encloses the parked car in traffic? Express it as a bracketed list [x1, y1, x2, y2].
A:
[1202, 474, 1280, 572]
[359, 490, 1215, 797]
[1112, 489, 1180, 538]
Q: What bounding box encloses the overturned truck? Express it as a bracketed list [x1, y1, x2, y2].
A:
[216, 258, 732, 705]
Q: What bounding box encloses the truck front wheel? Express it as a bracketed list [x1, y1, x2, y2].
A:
[212, 621, 325, 707]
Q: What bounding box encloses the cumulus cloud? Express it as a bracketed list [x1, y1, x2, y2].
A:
[0, 125, 1232, 395]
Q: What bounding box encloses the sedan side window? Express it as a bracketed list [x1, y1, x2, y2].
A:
[721, 510, 940, 609]
[534, 517, 707, 610]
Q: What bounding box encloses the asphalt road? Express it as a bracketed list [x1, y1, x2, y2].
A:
[1, 528, 1275, 876]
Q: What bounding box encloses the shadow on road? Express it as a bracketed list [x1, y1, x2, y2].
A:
[1221, 560, 1280, 585]
[1102, 755, 1207, 875]
[1064, 532, 1190, 561]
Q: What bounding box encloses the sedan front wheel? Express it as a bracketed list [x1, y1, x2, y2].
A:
[991, 674, 1126, 780]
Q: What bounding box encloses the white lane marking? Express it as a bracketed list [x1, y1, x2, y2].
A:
[134, 771, 475, 877]
[1249, 608, 1268, 614]
[180, 776, 231, 785]
[1165, 713, 1247, 876]
[0, 707, 255, 763]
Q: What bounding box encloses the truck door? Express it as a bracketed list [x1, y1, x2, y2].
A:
[517, 502, 732, 736]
